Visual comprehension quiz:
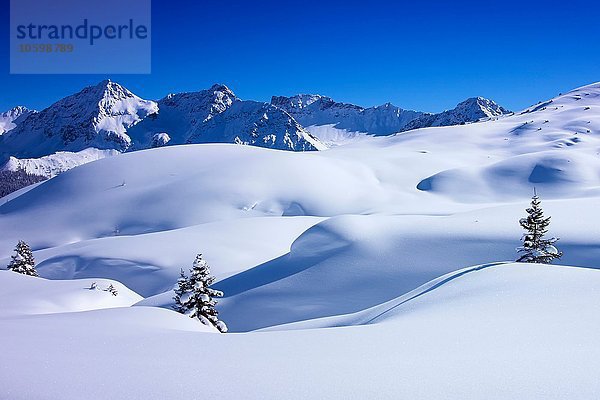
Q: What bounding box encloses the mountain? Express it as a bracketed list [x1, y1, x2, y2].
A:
[126, 84, 238, 149]
[0, 106, 36, 135]
[0, 82, 509, 162]
[0, 80, 158, 158]
[187, 100, 325, 151]
[401, 96, 511, 131]
[129, 85, 325, 151]
[271, 94, 424, 135]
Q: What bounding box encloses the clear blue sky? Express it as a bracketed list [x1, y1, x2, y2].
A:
[1, 0, 599, 113]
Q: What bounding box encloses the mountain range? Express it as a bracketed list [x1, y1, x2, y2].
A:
[0, 80, 510, 177]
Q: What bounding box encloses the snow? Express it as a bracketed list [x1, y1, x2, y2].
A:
[1, 148, 119, 178]
[2, 81, 600, 398]
[0, 106, 35, 135]
[0, 270, 142, 316]
[0, 80, 158, 157]
[272, 94, 425, 136]
[402, 96, 511, 131]
[2, 263, 600, 399]
[127, 85, 325, 151]
[272, 93, 510, 145]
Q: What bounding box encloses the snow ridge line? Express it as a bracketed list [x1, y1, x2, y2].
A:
[363, 262, 508, 325]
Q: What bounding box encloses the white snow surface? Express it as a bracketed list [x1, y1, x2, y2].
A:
[2, 81, 600, 398]
[0, 106, 35, 135]
[2, 263, 600, 399]
[1, 147, 119, 178]
[0, 270, 142, 316]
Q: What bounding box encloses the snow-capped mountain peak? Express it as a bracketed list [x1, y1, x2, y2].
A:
[271, 94, 336, 110]
[0, 106, 36, 135]
[272, 94, 424, 136]
[159, 84, 237, 123]
[401, 96, 511, 132]
[127, 85, 324, 151]
[0, 80, 158, 158]
[455, 96, 511, 118]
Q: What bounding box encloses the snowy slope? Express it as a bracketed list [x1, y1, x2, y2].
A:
[0, 80, 158, 157]
[402, 96, 511, 131]
[2, 263, 600, 400]
[0, 270, 142, 316]
[2, 81, 600, 399]
[0, 106, 35, 135]
[1, 148, 119, 178]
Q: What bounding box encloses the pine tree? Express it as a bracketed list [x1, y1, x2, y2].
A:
[172, 268, 191, 314]
[516, 190, 562, 264]
[7, 240, 38, 276]
[172, 255, 228, 333]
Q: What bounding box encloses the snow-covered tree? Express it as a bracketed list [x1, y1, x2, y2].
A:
[172, 268, 190, 314]
[172, 255, 228, 333]
[7, 240, 38, 276]
[517, 191, 562, 264]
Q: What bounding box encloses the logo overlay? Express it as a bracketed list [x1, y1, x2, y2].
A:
[10, 0, 151, 74]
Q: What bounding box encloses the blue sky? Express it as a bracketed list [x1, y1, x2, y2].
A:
[1, 0, 599, 113]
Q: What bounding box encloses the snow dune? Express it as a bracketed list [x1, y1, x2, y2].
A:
[2, 82, 600, 398]
[0, 270, 142, 316]
[2, 263, 600, 399]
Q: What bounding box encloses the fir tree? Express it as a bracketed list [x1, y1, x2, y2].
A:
[172, 255, 228, 333]
[172, 268, 191, 314]
[516, 190, 562, 264]
[7, 240, 38, 276]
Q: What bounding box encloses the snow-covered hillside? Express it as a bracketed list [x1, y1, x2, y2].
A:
[3, 263, 600, 399]
[2, 81, 600, 399]
[0, 80, 158, 157]
[1, 148, 119, 178]
[0, 106, 35, 135]
[2, 81, 600, 310]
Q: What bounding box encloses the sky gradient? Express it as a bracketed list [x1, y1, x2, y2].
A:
[1, 0, 599, 113]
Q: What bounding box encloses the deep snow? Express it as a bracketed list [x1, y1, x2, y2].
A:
[2, 264, 600, 400]
[2, 81, 600, 399]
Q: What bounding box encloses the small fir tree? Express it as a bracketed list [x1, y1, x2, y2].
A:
[172, 268, 191, 314]
[7, 240, 38, 276]
[173, 255, 227, 333]
[517, 190, 562, 264]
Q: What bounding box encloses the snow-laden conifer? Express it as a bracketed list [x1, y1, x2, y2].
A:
[7, 240, 38, 276]
[173, 255, 227, 332]
[517, 190, 562, 264]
